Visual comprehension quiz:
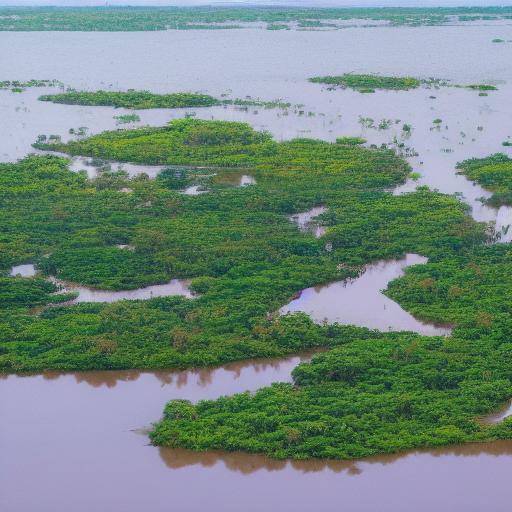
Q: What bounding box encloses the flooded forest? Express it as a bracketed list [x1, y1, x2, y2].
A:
[1, 5, 512, 512]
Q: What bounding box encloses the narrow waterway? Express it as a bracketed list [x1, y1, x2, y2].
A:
[49, 277, 194, 303]
[280, 254, 451, 336]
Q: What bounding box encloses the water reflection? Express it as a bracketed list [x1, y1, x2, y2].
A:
[158, 440, 512, 476]
[280, 254, 451, 336]
[34, 352, 315, 388]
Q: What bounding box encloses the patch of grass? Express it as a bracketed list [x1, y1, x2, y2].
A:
[309, 74, 421, 92]
[114, 113, 141, 124]
[39, 90, 221, 110]
[465, 84, 498, 91]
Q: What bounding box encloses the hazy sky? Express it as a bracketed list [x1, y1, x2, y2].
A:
[2, 0, 512, 7]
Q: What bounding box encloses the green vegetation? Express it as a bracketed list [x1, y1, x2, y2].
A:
[39, 91, 220, 110]
[1, 6, 512, 31]
[266, 23, 289, 31]
[150, 194, 512, 461]
[5, 118, 512, 461]
[309, 74, 421, 92]
[1, 119, 484, 376]
[151, 331, 512, 459]
[386, 244, 512, 334]
[38, 90, 290, 111]
[114, 114, 140, 124]
[0, 79, 62, 92]
[457, 153, 512, 206]
[336, 137, 367, 146]
[465, 84, 498, 91]
[492, 38, 505, 43]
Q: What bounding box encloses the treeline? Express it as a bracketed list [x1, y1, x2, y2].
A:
[1, 6, 512, 31]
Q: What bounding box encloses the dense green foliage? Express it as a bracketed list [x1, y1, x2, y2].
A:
[310, 74, 421, 92]
[150, 332, 512, 459]
[0, 119, 485, 375]
[151, 240, 512, 460]
[386, 244, 512, 336]
[39, 90, 221, 110]
[114, 113, 140, 124]
[38, 90, 290, 110]
[1, 6, 511, 31]
[5, 117, 512, 460]
[457, 153, 512, 206]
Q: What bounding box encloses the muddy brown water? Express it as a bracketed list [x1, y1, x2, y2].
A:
[49, 277, 194, 303]
[2, 23, 512, 511]
[2, 357, 512, 512]
[280, 254, 451, 336]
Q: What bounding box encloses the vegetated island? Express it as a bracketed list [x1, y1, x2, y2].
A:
[457, 153, 512, 207]
[4, 118, 512, 461]
[309, 74, 499, 94]
[38, 90, 291, 110]
[309, 74, 422, 93]
[1, 6, 512, 31]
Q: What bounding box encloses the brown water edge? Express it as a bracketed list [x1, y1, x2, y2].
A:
[158, 439, 512, 475]
[2, 352, 512, 512]
[14, 350, 320, 388]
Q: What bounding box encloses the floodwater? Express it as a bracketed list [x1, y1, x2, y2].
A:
[280, 253, 451, 336]
[8, 263, 36, 277]
[289, 205, 327, 237]
[1, 23, 512, 511]
[50, 277, 194, 303]
[2, 359, 512, 512]
[68, 156, 166, 179]
[6, 265, 194, 303]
